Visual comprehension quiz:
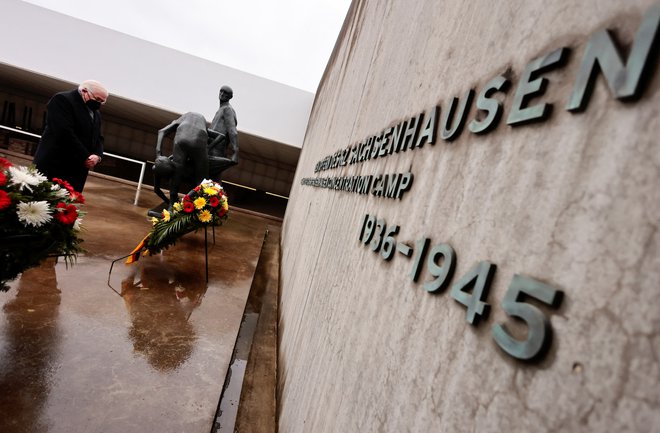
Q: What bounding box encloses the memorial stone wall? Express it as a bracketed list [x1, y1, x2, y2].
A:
[280, 1, 660, 432]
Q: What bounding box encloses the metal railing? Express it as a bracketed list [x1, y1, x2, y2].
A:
[0, 124, 146, 205]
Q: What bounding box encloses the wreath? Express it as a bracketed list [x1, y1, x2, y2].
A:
[126, 179, 229, 263]
[0, 157, 85, 291]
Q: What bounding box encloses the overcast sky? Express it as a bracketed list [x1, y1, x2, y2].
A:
[22, 0, 352, 93]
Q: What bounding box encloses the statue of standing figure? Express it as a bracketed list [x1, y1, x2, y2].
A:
[150, 85, 239, 214]
[208, 85, 239, 177]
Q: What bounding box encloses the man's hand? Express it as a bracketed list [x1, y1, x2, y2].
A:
[85, 154, 101, 169]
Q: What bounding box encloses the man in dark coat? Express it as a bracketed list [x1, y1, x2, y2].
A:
[33, 80, 108, 192]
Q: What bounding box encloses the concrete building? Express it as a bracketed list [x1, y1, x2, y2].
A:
[0, 0, 315, 217]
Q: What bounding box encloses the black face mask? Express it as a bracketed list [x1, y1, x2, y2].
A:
[86, 100, 102, 111]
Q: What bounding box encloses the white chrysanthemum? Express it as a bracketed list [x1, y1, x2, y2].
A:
[33, 169, 47, 183]
[16, 200, 52, 227]
[73, 218, 83, 231]
[51, 184, 70, 198]
[8, 166, 47, 192]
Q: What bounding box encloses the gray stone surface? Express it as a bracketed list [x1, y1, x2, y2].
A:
[279, 1, 660, 432]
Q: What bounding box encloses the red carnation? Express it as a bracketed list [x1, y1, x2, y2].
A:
[0, 171, 6, 187]
[209, 196, 219, 207]
[183, 201, 194, 213]
[0, 157, 12, 169]
[54, 202, 78, 225]
[0, 190, 11, 210]
[70, 190, 85, 204]
[53, 178, 75, 193]
[183, 195, 191, 202]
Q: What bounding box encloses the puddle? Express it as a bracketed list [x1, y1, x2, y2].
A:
[212, 311, 260, 433]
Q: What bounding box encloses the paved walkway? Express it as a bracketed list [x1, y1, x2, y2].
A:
[0, 172, 271, 433]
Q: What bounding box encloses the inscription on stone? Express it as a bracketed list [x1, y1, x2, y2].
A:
[299, 5, 659, 364]
[304, 4, 659, 182]
[359, 214, 564, 362]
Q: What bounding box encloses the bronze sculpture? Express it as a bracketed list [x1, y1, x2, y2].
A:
[153, 112, 214, 208]
[150, 86, 239, 214]
[207, 85, 239, 181]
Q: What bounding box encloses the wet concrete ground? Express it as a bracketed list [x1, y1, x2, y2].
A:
[0, 172, 273, 433]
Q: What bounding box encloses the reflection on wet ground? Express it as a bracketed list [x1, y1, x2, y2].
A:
[0, 173, 270, 433]
[120, 258, 208, 372]
[0, 262, 60, 433]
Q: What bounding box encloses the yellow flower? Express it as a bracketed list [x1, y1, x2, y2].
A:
[222, 199, 229, 212]
[151, 217, 159, 225]
[203, 187, 218, 196]
[194, 197, 206, 209]
[198, 209, 212, 223]
[162, 209, 171, 222]
[173, 202, 182, 212]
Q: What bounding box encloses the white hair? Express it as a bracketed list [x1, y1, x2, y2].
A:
[79, 79, 108, 97]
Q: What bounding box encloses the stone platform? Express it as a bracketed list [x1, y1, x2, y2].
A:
[0, 171, 275, 433]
